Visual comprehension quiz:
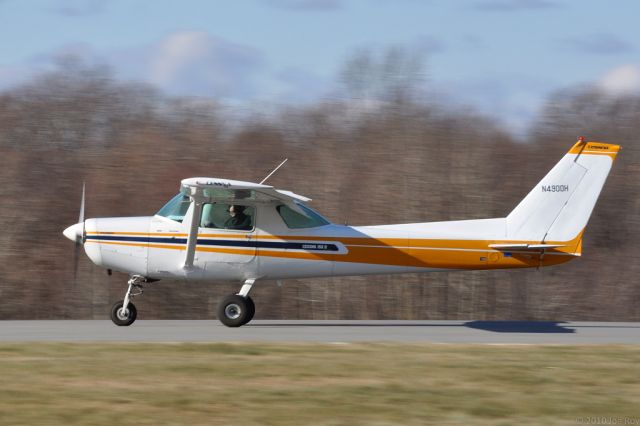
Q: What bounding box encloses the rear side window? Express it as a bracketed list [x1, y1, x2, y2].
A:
[277, 204, 329, 229]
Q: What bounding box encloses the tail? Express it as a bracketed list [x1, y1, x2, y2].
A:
[506, 138, 620, 252]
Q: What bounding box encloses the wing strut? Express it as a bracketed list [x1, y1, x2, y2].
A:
[183, 197, 203, 269]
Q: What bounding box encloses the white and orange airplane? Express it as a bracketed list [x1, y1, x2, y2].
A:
[63, 138, 619, 327]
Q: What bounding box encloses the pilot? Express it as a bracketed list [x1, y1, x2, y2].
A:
[224, 205, 252, 230]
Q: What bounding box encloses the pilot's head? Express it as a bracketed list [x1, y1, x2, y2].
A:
[229, 205, 245, 217]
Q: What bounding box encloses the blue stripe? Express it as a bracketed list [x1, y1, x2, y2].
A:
[85, 235, 339, 252]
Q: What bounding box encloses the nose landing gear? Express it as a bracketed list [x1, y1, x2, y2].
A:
[110, 275, 147, 326]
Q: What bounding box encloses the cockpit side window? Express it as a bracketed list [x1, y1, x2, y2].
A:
[276, 204, 330, 229]
[156, 194, 190, 223]
[201, 203, 254, 231]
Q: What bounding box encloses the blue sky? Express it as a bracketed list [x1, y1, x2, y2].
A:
[1, 0, 639, 133]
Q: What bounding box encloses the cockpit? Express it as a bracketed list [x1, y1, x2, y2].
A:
[155, 194, 330, 230]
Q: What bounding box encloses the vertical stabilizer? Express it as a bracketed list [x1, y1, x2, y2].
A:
[506, 139, 620, 243]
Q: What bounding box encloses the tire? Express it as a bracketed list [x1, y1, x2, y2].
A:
[111, 300, 137, 326]
[217, 294, 248, 327]
[242, 296, 256, 326]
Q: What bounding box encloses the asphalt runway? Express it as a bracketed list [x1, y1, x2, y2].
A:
[0, 320, 639, 344]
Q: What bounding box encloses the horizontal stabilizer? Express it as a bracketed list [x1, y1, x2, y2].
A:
[489, 243, 565, 251]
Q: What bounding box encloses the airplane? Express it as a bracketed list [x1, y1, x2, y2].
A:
[63, 138, 620, 327]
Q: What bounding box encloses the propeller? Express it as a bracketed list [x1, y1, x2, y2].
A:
[63, 183, 86, 278]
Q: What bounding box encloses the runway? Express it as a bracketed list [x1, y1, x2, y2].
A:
[1, 320, 639, 343]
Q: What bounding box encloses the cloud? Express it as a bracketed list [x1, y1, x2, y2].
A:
[46, 43, 102, 64]
[263, 0, 343, 11]
[562, 33, 634, 55]
[0, 32, 266, 100]
[473, 0, 557, 11]
[50, 0, 107, 17]
[146, 31, 264, 98]
[597, 65, 640, 96]
[413, 35, 446, 55]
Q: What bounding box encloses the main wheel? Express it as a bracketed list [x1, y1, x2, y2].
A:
[217, 294, 249, 327]
[242, 296, 256, 326]
[111, 300, 137, 326]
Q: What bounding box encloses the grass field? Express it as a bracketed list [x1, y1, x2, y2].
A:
[0, 343, 638, 425]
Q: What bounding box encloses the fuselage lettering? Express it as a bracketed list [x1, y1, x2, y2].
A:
[302, 243, 330, 250]
[541, 185, 569, 193]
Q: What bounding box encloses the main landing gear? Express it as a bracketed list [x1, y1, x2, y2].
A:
[110, 275, 146, 326]
[217, 278, 256, 327]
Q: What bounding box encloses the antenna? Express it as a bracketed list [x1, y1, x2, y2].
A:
[259, 158, 288, 185]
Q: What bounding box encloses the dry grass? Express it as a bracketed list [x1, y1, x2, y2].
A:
[0, 343, 639, 425]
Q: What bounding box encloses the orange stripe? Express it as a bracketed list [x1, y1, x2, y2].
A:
[567, 140, 620, 160]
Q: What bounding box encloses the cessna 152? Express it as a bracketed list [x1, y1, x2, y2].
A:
[63, 138, 619, 327]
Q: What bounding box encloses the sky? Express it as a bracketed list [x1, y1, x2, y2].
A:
[1, 0, 639, 134]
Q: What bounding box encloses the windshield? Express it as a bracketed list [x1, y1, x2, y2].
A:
[156, 194, 190, 223]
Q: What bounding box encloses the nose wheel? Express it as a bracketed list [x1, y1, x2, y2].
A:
[110, 275, 146, 326]
[217, 278, 256, 327]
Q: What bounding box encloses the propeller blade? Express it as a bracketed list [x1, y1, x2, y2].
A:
[74, 182, 86, 279]
[78, 182, 85, 224]
[61, 183, 88, 279]
[73, 244, 80, 279]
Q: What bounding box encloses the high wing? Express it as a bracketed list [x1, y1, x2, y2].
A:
[180, 177, 311, 204]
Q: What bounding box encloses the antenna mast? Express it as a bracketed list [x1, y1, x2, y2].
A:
[260, 158, 288, 184]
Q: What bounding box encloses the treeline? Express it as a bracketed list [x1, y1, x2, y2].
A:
[0, 59, 638, 321]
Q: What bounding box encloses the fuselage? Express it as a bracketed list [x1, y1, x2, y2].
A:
[80, 204, 578, 283]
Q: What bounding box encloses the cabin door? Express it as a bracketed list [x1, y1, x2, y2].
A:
[195, 202, 257, 264]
